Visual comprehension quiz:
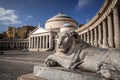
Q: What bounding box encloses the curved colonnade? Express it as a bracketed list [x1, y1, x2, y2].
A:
[76, 0, 120, 48]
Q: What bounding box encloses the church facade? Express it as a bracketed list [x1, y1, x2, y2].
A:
[29, 12, 78, 51]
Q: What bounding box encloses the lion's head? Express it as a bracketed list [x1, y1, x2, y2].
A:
[56, 31, 78, 53]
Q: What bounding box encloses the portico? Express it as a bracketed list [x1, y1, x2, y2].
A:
[29, 27, 55, 51]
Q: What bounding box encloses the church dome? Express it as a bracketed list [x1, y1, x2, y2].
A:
[62, 23, 74, 27]
[60, 23, 76, 33]
[45, 12, 78, 30]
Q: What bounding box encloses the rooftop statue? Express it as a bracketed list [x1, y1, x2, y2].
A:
[45, 31, 120, 80]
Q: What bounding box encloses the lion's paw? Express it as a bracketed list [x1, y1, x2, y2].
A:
[45, 60, 58, 67]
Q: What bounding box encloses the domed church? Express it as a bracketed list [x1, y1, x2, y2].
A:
[29, 12, 78, 51]
[45, 12, 78, 32]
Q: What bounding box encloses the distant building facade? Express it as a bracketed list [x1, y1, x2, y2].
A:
[17, 25, 36, 39]
[6, 27, 16, 39]
[6, 25, 36, 39]
[0, 25, 36, 50]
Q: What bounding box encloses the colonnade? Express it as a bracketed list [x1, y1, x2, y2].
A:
[0, 39, 29, 50]
[29, 34, 53, 51]
[77, 0, 120, 48]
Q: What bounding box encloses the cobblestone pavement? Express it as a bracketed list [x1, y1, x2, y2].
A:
[0, 51, 54, 80]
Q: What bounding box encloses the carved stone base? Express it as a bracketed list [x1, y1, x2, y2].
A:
[17, 73, 47, 80]
[33, 65, 103, 80]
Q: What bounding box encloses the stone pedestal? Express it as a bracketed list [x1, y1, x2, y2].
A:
[18, 65, 104, 80]
[18, 73, 47, 80]
[33, 66, 102, 80]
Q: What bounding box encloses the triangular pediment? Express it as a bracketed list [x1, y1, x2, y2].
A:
[31, 27, 49, 35]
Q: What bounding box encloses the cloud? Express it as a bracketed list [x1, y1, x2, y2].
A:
[25, 15, 32, 21]
[21, 14, 32, 21]
[75, 0, 91, 12]
[0, 7, 21, 25]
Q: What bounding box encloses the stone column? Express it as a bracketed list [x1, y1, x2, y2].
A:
[28, 38, 30, 49]
[33, 37, 35, 49]
[38, 37, 40, 49]
[41, 36, 43, 49]
[46, 35, 48, 49]
[40, 36, 42, 49]
[107, 13, 114, 48]
[31, 37, 33, 49]
[35, 37, 37, 49]
[27, 42, 29, 48]
[81, 34, 83, 40]
[83, 34, 85, 41]
[94, 27, 98, 47]
[43, 36, 45, 49]
[34, 37, 36, 49]
[102, 20, 109, 48]
[49, 35, 52, 49]
[37, 37, 39, 51]
[30, 38, 31, 49]
[98, 25, 102, 47]
[80, 35, 82, 40]
[47, 35, 49, 49]
[113, 6, 120, 48]
[87, 32, 90, 43]
[35, 37, 36, 49]
[84, 33, 87, 42]
[45, 35, 47, 49]
[44, 36, 46, 49]
[90, 30, 94, 45]
[32, 37, 33, 49]
[32, 37, 34, 49]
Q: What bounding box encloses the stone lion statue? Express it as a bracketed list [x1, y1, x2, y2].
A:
[45, 31, 120, 80]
